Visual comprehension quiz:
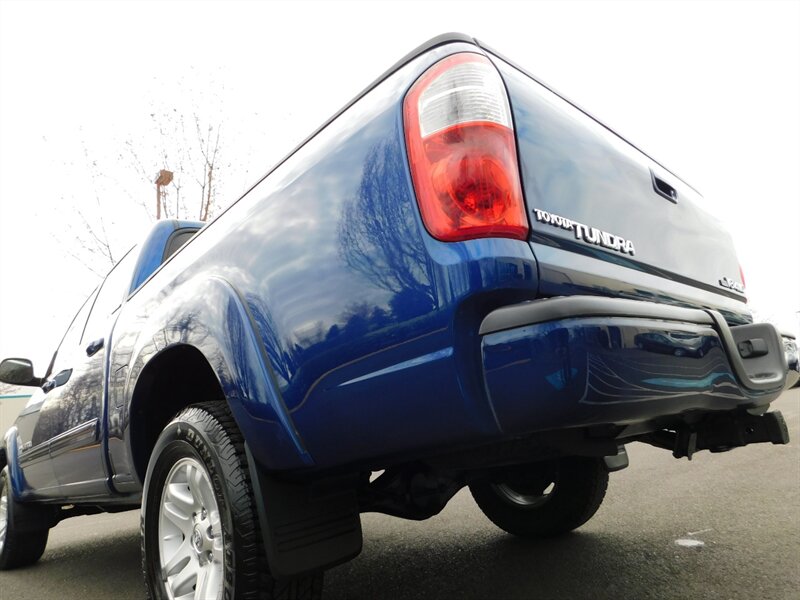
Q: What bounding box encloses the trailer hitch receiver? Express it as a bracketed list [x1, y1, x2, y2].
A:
[644, 411, 790, 460]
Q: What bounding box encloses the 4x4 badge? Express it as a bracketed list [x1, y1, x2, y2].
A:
[533, 208, 636, 256]
[719, 276, 745, 294]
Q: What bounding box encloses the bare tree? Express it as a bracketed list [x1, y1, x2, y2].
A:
[125, 110, 225, 223]
[54, 136, 121, 276]
[122, 74, 244, 224]
[196, 115, 221, 222]
[60, 73, 255, 276]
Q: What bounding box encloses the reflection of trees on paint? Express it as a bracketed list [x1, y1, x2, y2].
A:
[33, 354, 105, 444]
[259, 138, 442, 406]
[56, 366, 102, 430]
[338, 139, 436, 322]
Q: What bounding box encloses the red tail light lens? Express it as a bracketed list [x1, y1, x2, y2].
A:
[404, 53, 529, 242]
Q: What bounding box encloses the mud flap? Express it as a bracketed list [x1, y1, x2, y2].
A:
[245, 445, 362, 579]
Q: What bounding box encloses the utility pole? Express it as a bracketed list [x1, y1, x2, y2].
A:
[155, 169, 173, 219]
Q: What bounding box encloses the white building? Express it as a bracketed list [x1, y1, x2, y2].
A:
[0, 382, 32, 438]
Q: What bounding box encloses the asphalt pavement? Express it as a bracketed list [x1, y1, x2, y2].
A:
[1, 389, 798, 600]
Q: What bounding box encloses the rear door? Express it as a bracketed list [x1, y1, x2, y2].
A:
[40, 246, 139, 497]
[16, 289, 96, 497]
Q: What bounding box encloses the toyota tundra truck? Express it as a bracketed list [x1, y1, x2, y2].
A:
[1, 33, 797, 600]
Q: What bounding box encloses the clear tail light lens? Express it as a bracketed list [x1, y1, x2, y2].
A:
[404, 53, 529, 242]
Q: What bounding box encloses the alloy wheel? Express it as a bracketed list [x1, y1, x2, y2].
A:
[158, 457, 224, 600]
[0, 487, 8, 555]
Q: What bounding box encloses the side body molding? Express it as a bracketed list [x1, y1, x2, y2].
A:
[106, 276, 313, 492]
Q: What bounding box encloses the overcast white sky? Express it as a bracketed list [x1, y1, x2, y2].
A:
[0, 0, 798, 370]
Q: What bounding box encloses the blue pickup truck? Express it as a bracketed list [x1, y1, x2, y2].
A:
[1, 34, 797, 600]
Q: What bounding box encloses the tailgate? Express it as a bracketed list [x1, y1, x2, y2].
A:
[486, 51, 748, 321]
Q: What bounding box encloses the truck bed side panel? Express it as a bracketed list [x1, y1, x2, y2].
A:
[114, 43, 540, 472]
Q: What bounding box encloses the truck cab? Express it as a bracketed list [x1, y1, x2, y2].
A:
[0, 220, 202, 501]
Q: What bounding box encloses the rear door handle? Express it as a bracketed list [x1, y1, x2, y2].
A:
[86, 338, 105, 357]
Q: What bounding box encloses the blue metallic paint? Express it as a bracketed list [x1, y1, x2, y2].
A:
[486, 52, 750, 322]
[130, 220, 205, 293]
[481, 316, 779, 438]
[6, 36, 782, 506]
[109, 276, 314, 482]
[108, 39, 763, 479]
[101, 42, 544, 479]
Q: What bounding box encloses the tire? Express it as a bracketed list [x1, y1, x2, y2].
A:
[0, 467, 50, 570]
[141, 402, 323, 600]
[469, 456, 608, 538]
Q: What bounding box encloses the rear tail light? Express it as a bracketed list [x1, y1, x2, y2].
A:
[403, 53, 529, 242]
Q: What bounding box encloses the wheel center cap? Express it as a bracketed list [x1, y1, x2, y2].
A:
[192, 527, 204, 553]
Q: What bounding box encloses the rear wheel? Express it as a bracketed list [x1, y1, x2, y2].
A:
[0, 467, 50, 569]
[469, 456, 608, 538]
[141, 402, 322, 599]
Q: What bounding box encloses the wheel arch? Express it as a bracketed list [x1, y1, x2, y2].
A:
[1, 427, 25, 501]
[122, 276, 313, 488]
[127, 344, 223, 485]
